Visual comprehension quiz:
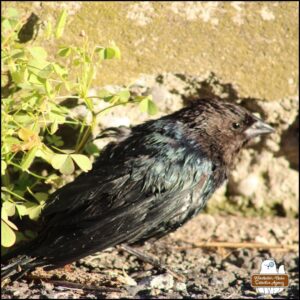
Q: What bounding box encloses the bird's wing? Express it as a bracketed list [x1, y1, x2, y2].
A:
[41, 162, 132, 219]
[33, 151, 212, 266]
[32, 121, 216, 265]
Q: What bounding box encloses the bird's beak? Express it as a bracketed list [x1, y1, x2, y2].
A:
[245, 118, 275, 139]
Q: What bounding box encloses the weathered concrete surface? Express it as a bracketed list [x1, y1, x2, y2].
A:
[4, 1, 299, 100]
[2, 2, 298, 216]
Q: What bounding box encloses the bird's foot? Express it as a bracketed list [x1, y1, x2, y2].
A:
[118, 244, 185, 282]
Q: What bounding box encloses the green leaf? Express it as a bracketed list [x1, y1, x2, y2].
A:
[20, 146, 38, 171]
[60, 155, 75, 175]
[1, 161, 7, 176]
[2, 137, 21, 153]
[45, 80, 52, 97]
[11, 67, 28, 85]
[1, 209, 18, 230]
[55, 9, 67, 38]
[97, 45, 121, 60]
[6, 8, 19, 19]
[28, 47, 48, 60]
[52, 63, 68, 78]
[8, 61, 17, 73]
[10, 49, 25, 58]
[48, 111, 66, 124]
[97, 89, 113, 99]
[73, 58, 81, 66]
[139, 97, 158, 115]
[110, 44, 121, 59]
[3, 202, 15, 217]
[33, 192, 48, 203]
[82, 53, 91, 63]
[1, 209, 8, 221]
[16, 205, 28, 217]
[15, 173, 33, 193]
[84, 142, 99, 156]
[103, 48, 114, 60]
[51, 153, 67, 169]
[8, 18, 18, 29]
[2, 19, 12, 33]
[46, 135, 63, 147]
[24, 202, 44, 221]
[54, 83, 63, 93]
[27, 74, 44, 86]
[27, 58, 49, 71]
[28, 59, 52, 79]
[51, 154, 74, 174]
[117, 90, 130, 103]
[1, 191, 11, 203]
[71, 154, 92, 172]
[52, 147, 74, 154]
[57, 47, 71, 57]
[35, 144, 54, 164]
[13, 113, 33, 125]
[50, 120, 59, 134]
[1, 219, 16, 247]
[11, 71, 22, 84]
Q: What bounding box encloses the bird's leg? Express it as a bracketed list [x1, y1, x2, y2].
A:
[119, 244, 160, 267]
[119, 244, 185, 282]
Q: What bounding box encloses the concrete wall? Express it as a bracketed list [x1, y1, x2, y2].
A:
[5, 1, 298, 100]
[3, 2, 299, 216]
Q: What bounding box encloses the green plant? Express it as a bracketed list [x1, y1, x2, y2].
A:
[1, 8, 158, 249]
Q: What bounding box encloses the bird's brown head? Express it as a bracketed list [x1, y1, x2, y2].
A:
[179, 98, 275, 164]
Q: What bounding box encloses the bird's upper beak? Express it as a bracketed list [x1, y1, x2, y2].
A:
[244, 118, 275, 139]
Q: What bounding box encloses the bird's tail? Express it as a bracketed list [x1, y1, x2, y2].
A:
[1, 255, 46, 281]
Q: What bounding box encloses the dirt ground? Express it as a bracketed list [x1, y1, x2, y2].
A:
[1, 214, 298, 299]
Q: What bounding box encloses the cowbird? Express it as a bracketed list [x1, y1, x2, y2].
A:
[2, 97, 274, 280]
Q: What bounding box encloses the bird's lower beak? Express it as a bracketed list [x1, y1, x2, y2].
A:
[245, 119, 275, 139]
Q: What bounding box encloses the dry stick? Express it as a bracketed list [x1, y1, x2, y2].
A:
[175, 240, 298, 251]
[25, 274, 123, 293]
[49, 279, 123, 293]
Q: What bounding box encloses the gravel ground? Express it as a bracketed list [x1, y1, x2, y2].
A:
[1, 214, 298, 299]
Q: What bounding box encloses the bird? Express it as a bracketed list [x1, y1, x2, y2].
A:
[2, 97, 274, 281]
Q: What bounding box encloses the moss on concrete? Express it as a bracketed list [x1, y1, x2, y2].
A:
[3, 2, 298, 101]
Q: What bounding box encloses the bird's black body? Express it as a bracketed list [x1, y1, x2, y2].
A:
[2, 98, 274, 279]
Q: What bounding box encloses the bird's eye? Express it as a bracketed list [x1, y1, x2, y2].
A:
[232, 122, 241, 130]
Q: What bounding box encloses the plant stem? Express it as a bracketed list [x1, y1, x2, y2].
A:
[75, 112, 96, 153]
[9, 161, 48, 180]
[1, 187, 27, 201]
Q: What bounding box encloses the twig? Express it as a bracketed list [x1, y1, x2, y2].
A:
[25, 275, 123, 293]
[50, 279, 123, 293]
[175, 240, 298, 252]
